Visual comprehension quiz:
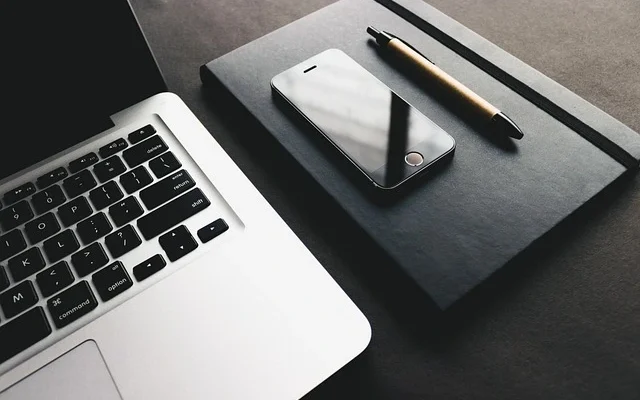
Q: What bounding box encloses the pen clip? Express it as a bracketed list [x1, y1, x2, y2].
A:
[383, 31, 434, 65]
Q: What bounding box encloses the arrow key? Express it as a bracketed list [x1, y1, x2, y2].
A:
[133, 254, 166, 282]
[159, 225, 198, 262]
[197, 218, 229, 244]
[36, 261, 75, 297]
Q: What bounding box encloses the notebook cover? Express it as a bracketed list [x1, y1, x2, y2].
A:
[200, 0, 640, 310]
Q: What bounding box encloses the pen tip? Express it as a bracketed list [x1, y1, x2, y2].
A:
[367, 26, 380, 38]
[491, 112, 524, 140]
[367, 26, 393, 46]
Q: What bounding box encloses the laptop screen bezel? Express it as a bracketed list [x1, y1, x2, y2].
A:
[102, 0, 168, 115]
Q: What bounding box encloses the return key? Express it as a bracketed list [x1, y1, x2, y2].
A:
[140, 169, 195, 210]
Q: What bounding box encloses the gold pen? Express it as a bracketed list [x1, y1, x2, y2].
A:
[367, 26, 523, 140]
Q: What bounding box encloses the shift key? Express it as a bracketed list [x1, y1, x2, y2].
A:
[137, 188, 210, 240]
[47, 281, 98, 329]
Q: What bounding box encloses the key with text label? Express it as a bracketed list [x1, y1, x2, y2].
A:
[47, 281, 98, 329]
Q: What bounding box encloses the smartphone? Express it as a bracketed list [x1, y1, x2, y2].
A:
[271, 49, 455, 190]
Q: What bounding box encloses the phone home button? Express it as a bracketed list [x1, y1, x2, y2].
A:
[405, 152, 424, 167]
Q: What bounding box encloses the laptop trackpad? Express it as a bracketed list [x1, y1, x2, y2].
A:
[0, 341, 122, 400]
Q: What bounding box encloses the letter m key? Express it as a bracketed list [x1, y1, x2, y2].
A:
[13, 292, 24, 303]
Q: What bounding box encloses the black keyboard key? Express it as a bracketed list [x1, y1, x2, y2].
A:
[71, 242, 109, 277]
[92, 261, 133, 302]
[0, 307, 51, 363]
[0, 280, 38, 318]
[77, 213, 112, 245]
[159, 225, 198, 262]
[133, 254, 166, 282]
[105, 225, 142, 258]
[8, 247, 46, 282]
[198, 219, 229, 243]
[32, 185, 66, 215]
[140, 170, 195, 210]
[36, 167, 68, 189]
[37, 261, 75, 297]
[63, 169, 97, 199]
[58, 196, 92, 227]
[0, 265, 8, 291]
[119, 166, 153, 194]
[68, 152, 99, 174]
[99, 138, 128, 158]
[93, 155, 127, 183]
[25, 212, 61, 244]
[89, 181, 124, 210]
[149, 152, 181, 179]
[0, 201, 34, 231]
[47, 281, 98, 329]
[128, 124, 156, 144]
[108, 197, 144, 228]
[122, 135, 168, 168]
[43, 230, 80, 263]
[138, 188, 210, 240]
[1, 229, 27, 262]
[4, 182, 36, 206]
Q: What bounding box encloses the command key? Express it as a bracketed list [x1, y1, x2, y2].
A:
[47, 281, 98, 329]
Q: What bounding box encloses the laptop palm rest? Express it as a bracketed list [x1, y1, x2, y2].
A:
[0, 341, 122, 400]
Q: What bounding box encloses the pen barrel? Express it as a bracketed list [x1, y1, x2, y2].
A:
[388, 39, 499, 121]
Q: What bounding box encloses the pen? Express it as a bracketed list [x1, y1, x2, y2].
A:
[367, 26, 524, 140]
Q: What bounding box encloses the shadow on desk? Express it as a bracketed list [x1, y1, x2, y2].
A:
[199, 76, 637, 398]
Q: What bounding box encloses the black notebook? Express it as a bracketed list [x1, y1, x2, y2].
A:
[201, 0, 640, 310]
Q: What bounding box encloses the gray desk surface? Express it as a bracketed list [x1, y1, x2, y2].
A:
[131, 0, 640, 398]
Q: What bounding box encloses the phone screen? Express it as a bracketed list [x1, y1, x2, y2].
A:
[272, 49, 455, 189]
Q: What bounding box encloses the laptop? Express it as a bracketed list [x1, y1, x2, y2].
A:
[0, 1, 371, 399]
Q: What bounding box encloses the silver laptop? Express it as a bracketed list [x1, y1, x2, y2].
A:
[0, 1, 370, 399]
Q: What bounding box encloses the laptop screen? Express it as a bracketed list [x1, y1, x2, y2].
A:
[0, 0, 166, 182]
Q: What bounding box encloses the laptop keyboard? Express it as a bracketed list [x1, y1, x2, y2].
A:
[0, 124, 229, 365]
